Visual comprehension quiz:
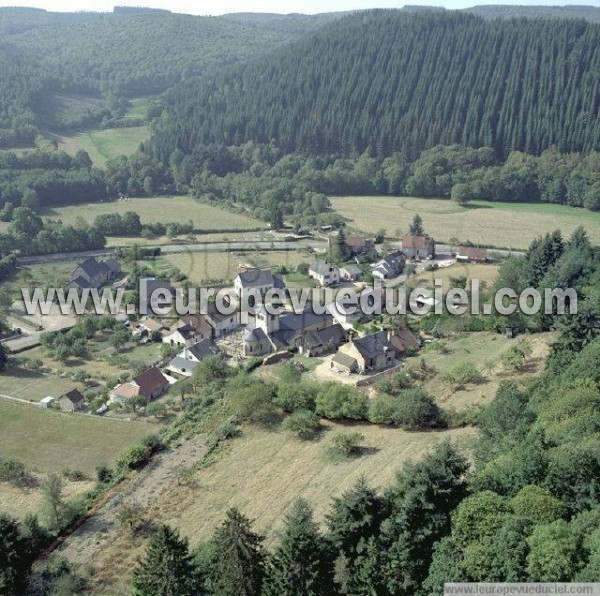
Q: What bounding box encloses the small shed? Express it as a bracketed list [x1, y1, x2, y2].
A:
[39, 396, 55, 409]
[58, 389, 86, 413]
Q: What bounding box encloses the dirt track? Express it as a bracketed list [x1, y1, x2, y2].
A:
[57, 435, 207, 566]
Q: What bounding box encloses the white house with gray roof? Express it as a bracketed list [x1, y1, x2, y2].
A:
[308, 259, 340, 287]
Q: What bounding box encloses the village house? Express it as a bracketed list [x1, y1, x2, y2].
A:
[371, 250, 407, 280]
[340, 264, 362, 282]
[308, 259, 340, 287]
[234, 269, 285, 302]
[132, 317, 170, 339]
[243, 307, 345, 357]
[67, 257, 121, 291]
[331, 330, 397, 375]
[57, 389, 86, 413]
[167, 338, 221, 377]
[110, 367, 170, 405]
[402, 234, 436, 260]
[163, 323, 198, 348]
[457, 246, 489, 262]
[327, 285, 384, 328]
[389, 326, 421, 355]
[328, 233, 377, 260]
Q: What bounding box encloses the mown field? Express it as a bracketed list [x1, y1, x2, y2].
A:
[41, 197, 263, 231]
[0, 399, 152, 474]
[163, 249, 312, 284]
[0, 368, 81, 402]
[331, 196, 600, 248]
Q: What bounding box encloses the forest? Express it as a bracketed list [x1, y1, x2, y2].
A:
[0, 7, 338, 144]
[148, 11, 600, 161]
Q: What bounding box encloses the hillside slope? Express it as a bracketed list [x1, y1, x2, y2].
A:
[148, 10, 600, 160]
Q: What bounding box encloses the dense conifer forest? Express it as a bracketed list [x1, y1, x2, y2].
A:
[148, 11, 600, 161]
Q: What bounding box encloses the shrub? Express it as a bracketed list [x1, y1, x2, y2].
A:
[282, 410, 322, 440]
[442, 362, 482, 386]
[330, 432, 365, 458]
[368, 388, 445, 430]
[231, 384, 275, 423]
[95, 465, 113, 484]
[377, 371, 415, 395]
[62, 469, 88, 482]
[0, 458, 36, 488]
[511, 485, 566, 524]
[315, 384, 368, 420]
[274, 382, 318, 412]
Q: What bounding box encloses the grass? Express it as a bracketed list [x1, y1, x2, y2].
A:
[412, 262, 500, 291]
[0, 399, 152, 474]
[53, 126, 149, 167]
[0, 368, 81, 402]
[331, 196, 600, 249]
[410, 331, 554, 412]
[86, 422, 476, 590]
[164, 249, 312, 284]
[41, 196, 263, 231]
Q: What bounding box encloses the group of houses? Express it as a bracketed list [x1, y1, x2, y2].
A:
[67, 257, 122, 291]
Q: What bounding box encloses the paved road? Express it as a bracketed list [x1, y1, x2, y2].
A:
[17, 238, 325, 265]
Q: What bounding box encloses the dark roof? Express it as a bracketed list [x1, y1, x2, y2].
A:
[142, 278, 176, 296]
[280, 310, 333, 332]
[187, 339, 220, 361]
[134, 367, 169, 398]
[182, 314, 213, 337]
[61, 388, 85, 404]
[332, 352, 357, 369]
[68, 276, 93, 289]
[176, 324, 196, 340]
[402, 235, 435, 249]
[303, 324, 347, 349]
[76, 258, 107, 280]
[205, 300, 234, 323]
[382, 251, 406, 267]
[353, 331, 394, 359]
[104, 258, 121, 274]
[390, 328, 420, 352]
[237, 269, 275, 288]
[244, 327, 270, 344]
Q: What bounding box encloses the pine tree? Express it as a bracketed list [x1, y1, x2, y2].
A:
[263, 499, 334, 596]
[325, 477, 388, 566]
[133, 524, 195, 596]
[408, 214, 425, 236]
[211, 508, 265, 596]
[0, 514, 32, 595]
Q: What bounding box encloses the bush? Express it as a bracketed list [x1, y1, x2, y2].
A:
[96, 465, 113, 484]
[282, 410, 322, 440]
[274, 382, 318, 412]
[368, 388, 446, 430]
[330, 432, 365, 458]
[377, 371, 415, 395]
[230, 384, 275, 423]
[116, 435, 162, 472]
[442, 362, 482, 386]
[62, 469, 88, 482]
[0, 458, 36, 488]
[315, 384, 368, 420]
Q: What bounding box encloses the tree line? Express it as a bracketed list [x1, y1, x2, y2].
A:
[148, 11, 600, 162]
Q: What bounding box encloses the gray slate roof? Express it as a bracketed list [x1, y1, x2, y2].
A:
[353, 331, 394, 359]
[187, 339, 220, 360]
[237, 269, 285, 289]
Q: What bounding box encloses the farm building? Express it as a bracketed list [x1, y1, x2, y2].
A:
[402, 234, 435, 259]
[457, 246, 489, 262]
[58, 389, 86, 413]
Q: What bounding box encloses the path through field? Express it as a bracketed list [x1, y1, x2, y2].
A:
[57, 435, 207, 566]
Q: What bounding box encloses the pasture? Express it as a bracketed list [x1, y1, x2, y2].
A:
[0, 368, 81, 402]
[41, 197, 263, 231]
[0, 399, 152, 474]
[54, 126, 149, 166]
[331, 196, 600, 249]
